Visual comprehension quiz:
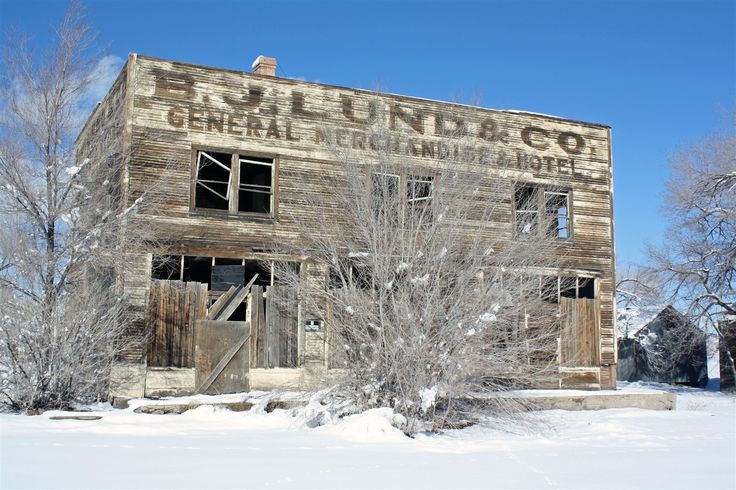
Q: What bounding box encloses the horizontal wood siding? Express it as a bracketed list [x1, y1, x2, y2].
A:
[114, 55, 615, 378]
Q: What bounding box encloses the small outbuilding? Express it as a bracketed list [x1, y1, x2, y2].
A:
[617, 305, 708, 387]
[719, 320, 736, 392]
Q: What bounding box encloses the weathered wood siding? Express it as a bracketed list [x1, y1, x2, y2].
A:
[146, 280, 208, 367]
[560, 298, 600, 367]
[108, 55, 615, 385]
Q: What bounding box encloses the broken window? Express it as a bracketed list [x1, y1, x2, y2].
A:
[559, 276, 596, 299]
[515, 184, 571, 239]
[195, 151, 232, 210]
[514, 186, 539, 236]
[194, 150, 274, 216]
[545, 191, 570, 239]
[407, 176, 433, 226]
[238, 156, 273, 214]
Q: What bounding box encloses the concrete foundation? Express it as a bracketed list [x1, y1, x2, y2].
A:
[509, 390, 677, 411]
[144, 367, 195, 397]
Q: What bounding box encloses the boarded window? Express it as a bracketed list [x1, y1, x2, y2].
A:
[212, 263, 246, 291]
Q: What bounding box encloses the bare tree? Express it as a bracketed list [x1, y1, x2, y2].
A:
[273, 114, 573, 434]
[648, 121, 736, 385]
[0, 3, 153, 411]
[616, 264, 664, 339]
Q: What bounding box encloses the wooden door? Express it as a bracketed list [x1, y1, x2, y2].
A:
[145, 280, 208, 367]
[194, 320, 250, 394]
[250, 285, 299, 368]
[559, 298, 600, 366]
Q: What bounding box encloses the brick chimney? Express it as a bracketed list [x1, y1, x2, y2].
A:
[251, 55, 277, 76]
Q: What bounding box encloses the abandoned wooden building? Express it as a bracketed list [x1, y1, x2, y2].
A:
[76, 54, 617, 399]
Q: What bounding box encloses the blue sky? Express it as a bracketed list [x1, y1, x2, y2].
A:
[2, 0, 734, 267]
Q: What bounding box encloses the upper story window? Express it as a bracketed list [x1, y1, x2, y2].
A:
[372, 172, 434, 227]
[194, 150, 274, 216]
[514, 184, 571, 239]
[407, 176, 434, 226]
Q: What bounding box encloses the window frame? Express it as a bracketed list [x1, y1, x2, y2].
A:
[513, 183, 573, 241]
[371, 170, 435, 228]
[406, 175, 434, 228]
[190, 147, 279, 219]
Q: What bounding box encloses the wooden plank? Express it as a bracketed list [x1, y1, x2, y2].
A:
[213, 285, 249, 322]
[207, 286, 238, 320]
[196, 322, 251, 394]
[145, 280, 207, 368]
[266, 285, 279, 368]
[207, 273, 259, 321]
[195, 320, 250, 394]
[252, 286, 265, 368]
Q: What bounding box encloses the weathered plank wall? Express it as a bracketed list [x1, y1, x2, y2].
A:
[560, 298, 600, 367]
[106, 54, 615, 385]
[146, 280, 208, 367]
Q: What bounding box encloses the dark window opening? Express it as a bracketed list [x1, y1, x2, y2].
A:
[351, 263, 373, 290]
[183, 256, 213, 288]
[328, 260, 372, 290]
[214, 257, 242, 266]
[578, 277, 596, 299]
[151, 255, 182, 281]
[559, 276, 596, 299]
[541, 276, 559, 303]
[560, 276, 577, 298]
[273, 261, 300, 284]
[229, 302, 246, 322]
[545, 191, 570, 239]
[244, 260, 272, 287]
[195, 151, 232, 210]
[238, 156, 273, 214]
[407, 176, 433, 227]
[328, 266, 346, 290]
[372, 172, 400, 222]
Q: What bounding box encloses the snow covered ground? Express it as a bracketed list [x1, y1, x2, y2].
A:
[1, 384, 734, 489]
